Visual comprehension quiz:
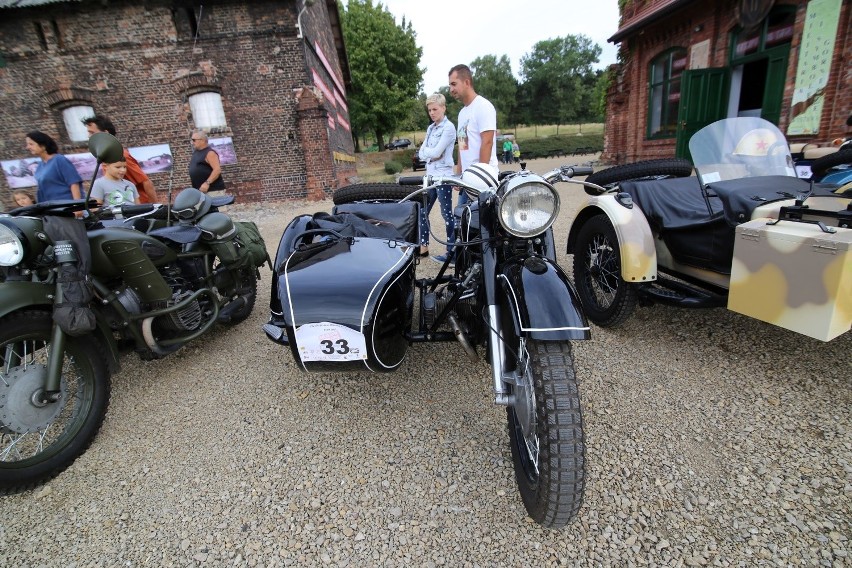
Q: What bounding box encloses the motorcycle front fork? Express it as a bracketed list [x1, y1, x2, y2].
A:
[41, 282, 66, 403]
[40, 240, 77, 402]
[487, 304, 513, 407]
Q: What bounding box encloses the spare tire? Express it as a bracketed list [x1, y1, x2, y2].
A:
[587, 158, 694, 188]
[810, 149, 852, 179]
[333, 183, 413, 205]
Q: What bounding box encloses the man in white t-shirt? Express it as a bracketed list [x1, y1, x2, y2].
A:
[448, 64, 499, 205]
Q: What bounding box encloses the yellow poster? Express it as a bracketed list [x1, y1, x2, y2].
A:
[788, 0, 842, 135]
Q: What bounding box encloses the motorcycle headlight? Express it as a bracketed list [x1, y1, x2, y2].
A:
[497, 175, 560, 238]
[0, 222, 25, 266]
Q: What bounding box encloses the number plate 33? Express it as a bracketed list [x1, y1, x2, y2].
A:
[295, 322, 367, 362]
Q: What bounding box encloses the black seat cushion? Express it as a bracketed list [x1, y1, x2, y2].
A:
[620, 177, 733, 273]
[706, 175, 829, 226]
[620, 177, 722, 231]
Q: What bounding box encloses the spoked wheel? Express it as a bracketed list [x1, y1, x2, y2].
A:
[0, 311, 110, 493]
[572, 214, 638, 327]
[506, 337, 585, 528]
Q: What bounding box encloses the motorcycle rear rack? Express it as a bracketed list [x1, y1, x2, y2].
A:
[769, 203, 852, 231]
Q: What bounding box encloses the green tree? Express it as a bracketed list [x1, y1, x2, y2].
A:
[469, 55, 518, 130]
[519, 35, 602, 128]
[398, 93, 431, 135]
[591, 68, 611, 122]
[339, 0, 423, 150]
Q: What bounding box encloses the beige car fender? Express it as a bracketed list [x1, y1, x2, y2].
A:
[569, 196, 657, 282]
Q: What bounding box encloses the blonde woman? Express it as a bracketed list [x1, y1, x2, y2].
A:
[417, 93, 457, 263]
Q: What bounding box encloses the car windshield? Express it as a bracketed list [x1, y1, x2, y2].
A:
[689, 117, 796, 185]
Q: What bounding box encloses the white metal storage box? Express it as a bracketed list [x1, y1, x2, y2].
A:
[728, 219, 852, 341]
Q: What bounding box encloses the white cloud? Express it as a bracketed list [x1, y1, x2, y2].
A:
[371, 0, 621, 94]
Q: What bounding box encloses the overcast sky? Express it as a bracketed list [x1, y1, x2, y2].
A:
[372, 0, 622, 94]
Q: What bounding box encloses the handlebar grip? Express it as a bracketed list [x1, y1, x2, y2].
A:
[568, 166, 594, 177]
[121, 204, 156, 217]
[398, 176, 425, 186]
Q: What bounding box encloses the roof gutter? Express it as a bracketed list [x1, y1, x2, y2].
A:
[608, 0, 697, 43]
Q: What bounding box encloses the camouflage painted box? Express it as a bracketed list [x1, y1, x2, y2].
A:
[728, 219, 852, 341]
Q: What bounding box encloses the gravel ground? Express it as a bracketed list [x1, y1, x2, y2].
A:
[1, 157, 850, 567]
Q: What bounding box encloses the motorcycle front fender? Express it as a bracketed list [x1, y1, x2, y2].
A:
[567, 197, 658, 282]
[497, 257, 590, 341]
[0, 280, 54, 319]
[0, 280, 121, 373]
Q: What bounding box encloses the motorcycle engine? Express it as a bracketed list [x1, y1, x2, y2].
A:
[111, 275, 203, 332]
[161, 275, 204, 331]
[423, 287, 478, 331]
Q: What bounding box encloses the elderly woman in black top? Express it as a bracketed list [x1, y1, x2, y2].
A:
[189, 130, 225, 193]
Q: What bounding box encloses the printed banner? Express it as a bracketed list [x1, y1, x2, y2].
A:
[312, 69, 336, 108]
[788, 0, 842, 135]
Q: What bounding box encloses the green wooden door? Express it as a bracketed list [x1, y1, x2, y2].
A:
[759, 45, 790, 125]
[675, 68, 729, 160]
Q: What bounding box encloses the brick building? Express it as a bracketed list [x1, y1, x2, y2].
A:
[0, 0, 356, 207]
[602, 0, 851, 164]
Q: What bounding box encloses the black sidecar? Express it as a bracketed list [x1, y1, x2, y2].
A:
[265, 201, 419, 373]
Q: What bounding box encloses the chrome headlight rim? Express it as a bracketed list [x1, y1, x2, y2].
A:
[497, 178, 560, 238]
[0, 220, 27, 266]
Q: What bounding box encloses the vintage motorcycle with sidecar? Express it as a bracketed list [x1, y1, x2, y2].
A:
[0, 133, 270, 492]
[265, 163, 595, 528]
[568, 117, 851, 341]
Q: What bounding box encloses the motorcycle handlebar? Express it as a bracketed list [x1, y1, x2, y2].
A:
[566, 165, 594, 177]
[120, 204, 157, 217]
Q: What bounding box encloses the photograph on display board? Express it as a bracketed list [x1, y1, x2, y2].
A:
[210, 137, 236, 165]
[129, 144, 174, 174]
[67, 152, 99, 181]
[1, 157, 40, 189]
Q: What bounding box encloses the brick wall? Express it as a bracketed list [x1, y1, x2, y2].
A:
[602, 0, 850, 164]
[0, 0, 355, 208]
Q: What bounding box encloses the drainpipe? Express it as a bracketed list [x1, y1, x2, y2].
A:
[296, 0, 316, 39]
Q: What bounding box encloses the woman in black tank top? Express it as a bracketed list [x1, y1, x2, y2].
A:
[189, 130, 225, 192]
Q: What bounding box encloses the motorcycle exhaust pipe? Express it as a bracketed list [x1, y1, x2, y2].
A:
[446, 313, 478, 361]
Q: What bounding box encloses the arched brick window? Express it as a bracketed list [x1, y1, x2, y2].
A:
[43, 88, 96, 144]
[647, 48, 687, 138]
[62, 105, 95, 143]
[188, 91, 227, 129]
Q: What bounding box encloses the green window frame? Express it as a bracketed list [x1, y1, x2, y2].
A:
[647, 48, 687, 139]
[730, 6, 795, 63]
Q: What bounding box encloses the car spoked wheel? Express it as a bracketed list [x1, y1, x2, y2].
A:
[0, 311, 110, 493]
[506, 337, 585, 528]
[572, 214, 638, 327]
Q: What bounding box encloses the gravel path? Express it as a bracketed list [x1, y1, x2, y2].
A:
[1, 158, 849, 567]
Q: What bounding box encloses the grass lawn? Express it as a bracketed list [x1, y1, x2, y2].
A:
[353, 123, 605, 183]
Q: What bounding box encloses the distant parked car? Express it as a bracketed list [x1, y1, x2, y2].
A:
[385, 138, 412, 150]
[411, 152, 426, 171]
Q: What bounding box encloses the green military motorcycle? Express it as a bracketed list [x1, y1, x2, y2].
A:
[0, 133, 269, 491]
